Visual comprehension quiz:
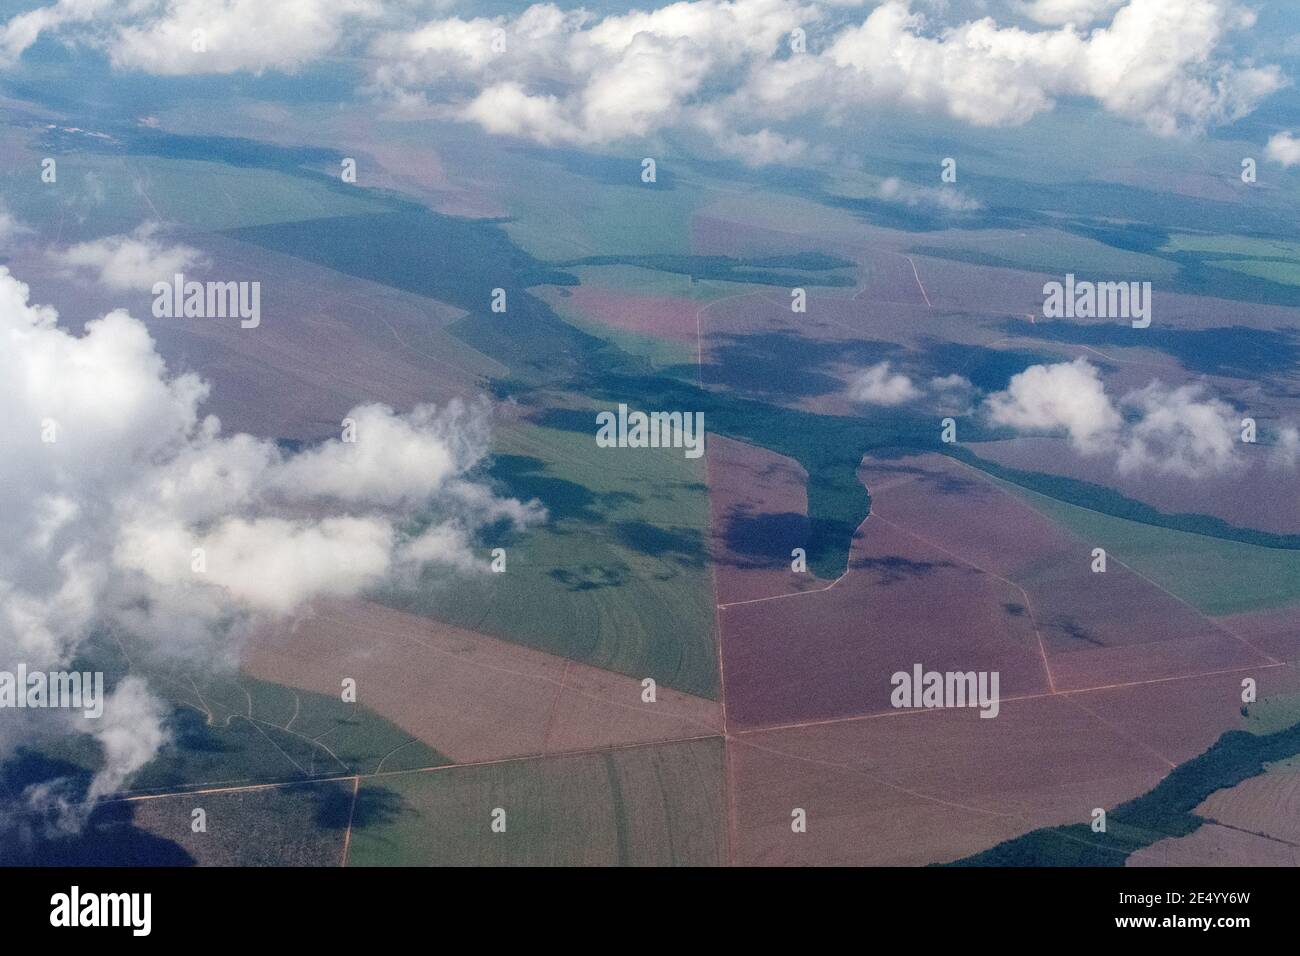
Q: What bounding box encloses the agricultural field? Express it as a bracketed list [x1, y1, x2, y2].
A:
[347, 738, 727, 866]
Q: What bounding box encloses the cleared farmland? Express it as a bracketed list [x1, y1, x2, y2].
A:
[347, 738, 726, 866]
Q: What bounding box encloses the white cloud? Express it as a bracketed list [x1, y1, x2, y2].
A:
[0, 0, 380, 73]
[1265, 131, 1300, 168]
[0, 267, 540, 809]
[879, 176, 982, 211]
[1115, 380, 1239, 478]
[0, 0, 111, 66]
[806, 0, 1283, 136]
[983, 359, 1246, 478]
[928, 372, 975, 412]
[848, 361, 923, 405]
[985, 358, 1121, 452]
[1274, 425, 1300, 470]
[369, 0, 813, 150]
[113, 0, 380, 76]
[51, 222, 204, 292]
[0, 0, 1281, 155]
[82, 677, 170, 805]
[383, 0, 1280, 152]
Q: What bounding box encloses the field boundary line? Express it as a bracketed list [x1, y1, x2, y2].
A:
[340, 775, 360, 867]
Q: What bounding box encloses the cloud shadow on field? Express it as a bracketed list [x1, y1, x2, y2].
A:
[311, 781, 402, 832]
[612, 521, 706, 568]
[1002, 320, 1300, 379]
[849, 554, 957, 584]
[1042, 614, 1106, 648]
[914, 339, 1064, 392]
[860, 460, 984, 496]
[0, 753, 195, 866]
[721, 508, 808, 568]
[700, 331, 899, 401]
[488, 454, 638, 523]
[549, 565, 631, 592]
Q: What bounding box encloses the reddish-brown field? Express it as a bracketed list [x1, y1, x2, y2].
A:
[730, 693, 1172, 865]
[709, 444, 1300, 864]
[719, 506, 1050, 730]
[858, 453, 1272, 691]
[713, 448, 1280, 733]
[1217, 608, 1300, 663]
[1128, 823, 1297, 866]
[706, 435, 828, 605]
[1195, 769, 1300, 847]
[540, 286, 700, 341]
[243, 598, 721, 764]
[1064, 665, 1300, 766]
[971, 436, 1300, 536]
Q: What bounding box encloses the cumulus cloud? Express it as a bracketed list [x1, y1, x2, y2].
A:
[848, 361, 923, 405]
[848, 365, 976, 410]
[803, 0, 1283, 136]
[983, 358, 1248, 478]
[1265, 131, 1300, 168]
[1115, 380, 1239, 478]
[928, 372, 976, 412]
[2, 1, 1274, 158]
[0, 0, 382, 73]
[985, 358, 1122, 453]
[51, 222, 204, 292]
[369, 0, 812, 150]
[0, 0, 111, 65]
[1274, 425, 1300, 470]
[879, 176, 982, 211]
[405, 0, 1280, 150]
[0, 267, 540, 814]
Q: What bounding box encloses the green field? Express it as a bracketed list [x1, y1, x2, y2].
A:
[496, 150, 705, 260]
[1205, 257, 1300, 287]
[1162, 233, 1300, 260]
[29, 635, 452, 796]
[348, 738, 726, 866]
[387, 418, 718, 697]
[912, 226, 1180, 281]
[1, 154, 390, 232]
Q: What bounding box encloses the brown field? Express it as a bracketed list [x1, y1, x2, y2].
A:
[731, 693, 1171, 866]
[243, 597, 721, 765]
[719, 506, 1050, 730]
[859, 453, 1272, 691]
[1217, 608, 1300, 663]
[690, 195, 871, 255]
[971, 436, 1300, 536]
[1195, 768, 1300, 848]
[707, 435, 829, 605]
[538, 285, 700, 341]
[1128, 824, 1298, 867]
[1064, 665, 1300, 767]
